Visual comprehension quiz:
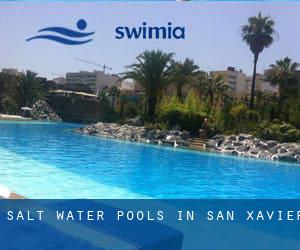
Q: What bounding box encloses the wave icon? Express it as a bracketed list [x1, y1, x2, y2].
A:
[26, 19, 94, 45]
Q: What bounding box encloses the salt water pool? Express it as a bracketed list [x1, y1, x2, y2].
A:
[0, 121, 299, 198]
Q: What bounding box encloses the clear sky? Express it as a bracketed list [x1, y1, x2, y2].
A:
[0, 2, 300, 79]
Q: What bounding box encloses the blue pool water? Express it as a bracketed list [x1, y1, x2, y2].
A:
[0, 121, 299, 198]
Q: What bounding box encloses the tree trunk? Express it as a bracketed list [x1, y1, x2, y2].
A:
[250, 53, 259, 109]
[147, 95, 157, 120]
[176, 84, 183, 102]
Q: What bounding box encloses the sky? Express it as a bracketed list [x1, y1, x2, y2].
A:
[0, 2, 300, 79]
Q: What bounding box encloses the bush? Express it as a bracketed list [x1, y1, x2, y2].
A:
[258, 122, 300, 142]
[287, 99, 300, 129]
[159, 109, 206, 133]
[228, 103, 260, 133]
[157, 94, 207, 133]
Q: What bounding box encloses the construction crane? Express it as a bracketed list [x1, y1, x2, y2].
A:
[75, 58, 112, 74]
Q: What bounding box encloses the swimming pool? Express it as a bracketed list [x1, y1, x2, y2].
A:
[0, 121, 299, 198]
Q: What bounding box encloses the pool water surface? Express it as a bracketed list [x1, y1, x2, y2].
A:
[0, 121, 299, 198]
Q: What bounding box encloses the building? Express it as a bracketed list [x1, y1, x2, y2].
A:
[1, 68, 24, 76]
[120, 80, 144, 92]
[65, 70, 120, 93]
[211, 67, 278, 99]
[53, 77, 66, 85]
[211, 67, 248, 98]
[245, 73, 278, 96]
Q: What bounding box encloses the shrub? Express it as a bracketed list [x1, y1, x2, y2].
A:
[287, 99, 300, 129]
[258, 122, 300, 142]
[228, 103, 260, 133]
[157, 94, 207, 133]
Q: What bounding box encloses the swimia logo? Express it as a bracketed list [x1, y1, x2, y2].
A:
[115, 22, 185, 40]
[26, 19, 95, 45]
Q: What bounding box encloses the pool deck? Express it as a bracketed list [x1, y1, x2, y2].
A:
[0, 114, 32, 121]
[9, 192, 25, 199]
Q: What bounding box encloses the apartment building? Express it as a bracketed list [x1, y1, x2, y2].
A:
[211, 67, 248, 98]
[1, 68, 24, 76]
[65, 70, 121, 92]
[212, 67, 278, 99]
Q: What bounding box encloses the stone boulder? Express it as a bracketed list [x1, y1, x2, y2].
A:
[31, 100, 62, 122]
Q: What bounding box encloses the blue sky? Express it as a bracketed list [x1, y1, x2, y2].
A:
[0, 2, 300, 79]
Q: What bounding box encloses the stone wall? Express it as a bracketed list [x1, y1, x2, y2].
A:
[75, 122, 191, 147]
[75, 123, 300, 164]
[207, 134, 300, 163]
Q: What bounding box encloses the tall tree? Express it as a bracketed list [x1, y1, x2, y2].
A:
[122, 50, 174, 119]
[267, 57, 299, 100]
[172, 58, 199, 101]
[0, 73, 18, 113]
[16, 70, 44, 107]
[205, 74, 229, 109]
[241, 13, 276, 109]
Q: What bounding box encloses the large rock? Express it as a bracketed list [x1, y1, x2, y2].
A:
[31, 100, 62, 122]
[207, 133, 300, 163]
[277, 152, 297, 162]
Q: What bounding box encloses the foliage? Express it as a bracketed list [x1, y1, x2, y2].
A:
[267, 57, 299, 100]
[258, 122, 300, 142]
[16, 71, 44, 107]
[204, 74, 231, 109]
[115, 93, 144, 122]
[0, 71, 44, 114]
[171, 58, 200, 101]
[157, 94, 207, 133]
[228, 103, 260, 133]
[122, 50, 174, 119]
[288, 99, 300, 129]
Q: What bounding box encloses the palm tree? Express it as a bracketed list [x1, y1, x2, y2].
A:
[108, 85, 120, 110]
[267, 57, 299, 100]
[172, 58, 199, 101]
[205, 74, 229, 109]
[191, 71, 207, 100]
[241, 13, 276, 109]
[16, 70, 44, 107]
[122, 50, 174, 119]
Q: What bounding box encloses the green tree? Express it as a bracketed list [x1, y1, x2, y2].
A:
[122, 50, 174, 119]
[0, 73, 7, 112]
[267, 57, 299, 100]
[205, 74, 228, 109]
[16, 71, 44, 107]
[172, 58, 199, 101]
[241, 13, 276, 109]
[267, 57, 299, 122]
[0, 73, 17, 112]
